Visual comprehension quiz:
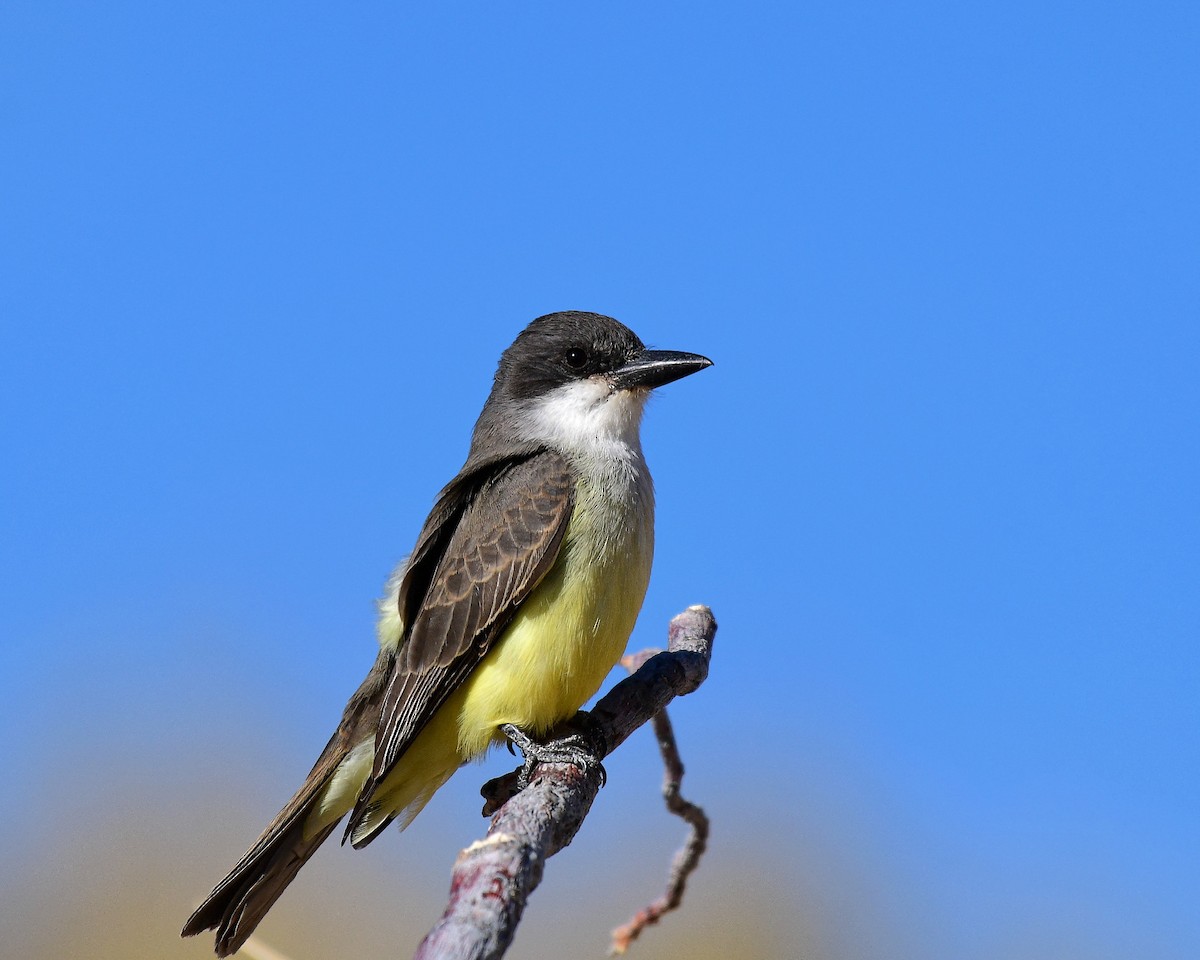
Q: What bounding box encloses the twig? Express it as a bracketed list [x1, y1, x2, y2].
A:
[412, 605, 717, 960]
[608, 657, 710, 955]
[239, 935, 297, 960]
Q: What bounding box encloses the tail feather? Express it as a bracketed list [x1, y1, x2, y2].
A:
[183, 819, 338, 957]
[184, 652, 393, 954]
[182, 731, 358, 955]
[181, 758, 343, 957]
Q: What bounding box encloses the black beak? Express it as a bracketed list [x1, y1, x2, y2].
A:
[611, 349, 713, 391]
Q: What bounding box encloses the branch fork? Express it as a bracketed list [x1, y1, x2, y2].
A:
[414, 605, 717, 960]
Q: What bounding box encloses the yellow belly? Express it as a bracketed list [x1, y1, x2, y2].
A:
[330, 480, 655, 841]
[456, 499, 654, 754]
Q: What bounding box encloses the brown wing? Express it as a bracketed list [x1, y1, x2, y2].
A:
[344, 449, 574, 836]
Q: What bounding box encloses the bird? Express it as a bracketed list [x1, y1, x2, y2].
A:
[182, 310, 712, 956]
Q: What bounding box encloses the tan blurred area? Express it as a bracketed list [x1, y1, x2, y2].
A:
[0, 757, 892, 960]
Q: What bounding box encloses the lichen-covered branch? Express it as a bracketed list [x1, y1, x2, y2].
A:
[412, 605, 717, 960]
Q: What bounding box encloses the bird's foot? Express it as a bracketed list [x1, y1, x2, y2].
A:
[480, 714, 609, 815]
[480, 769, 523, 816]
[502, 713, 609, 790]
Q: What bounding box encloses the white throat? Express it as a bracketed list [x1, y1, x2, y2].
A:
[517, 378, 649, 467]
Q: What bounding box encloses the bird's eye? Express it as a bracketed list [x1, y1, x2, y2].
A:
[564, 347, 588, 370]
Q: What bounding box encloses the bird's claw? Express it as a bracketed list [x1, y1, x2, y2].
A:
[500, 715, 608, 790]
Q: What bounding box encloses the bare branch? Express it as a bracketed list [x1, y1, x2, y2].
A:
[609, 697, 710, 954]
[413, 605, 717, 960]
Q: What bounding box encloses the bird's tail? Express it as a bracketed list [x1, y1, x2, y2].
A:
[180, 746, 349, 956]
[181, 726, 375, 957]
[182, 819, 337, 957]
[184, 653, 394, 955]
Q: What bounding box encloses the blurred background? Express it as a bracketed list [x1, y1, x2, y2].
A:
[2, 3, 1197, 959]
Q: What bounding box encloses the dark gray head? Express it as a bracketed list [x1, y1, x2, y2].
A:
[493, 311, 711, 402]
[470, 311, 711, 458]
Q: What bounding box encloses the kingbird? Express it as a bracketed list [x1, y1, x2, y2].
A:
[182, 311, 711, 956]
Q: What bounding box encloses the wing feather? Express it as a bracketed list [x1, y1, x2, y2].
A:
[348, 450, 574, 831]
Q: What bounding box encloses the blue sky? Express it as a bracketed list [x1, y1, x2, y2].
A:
[2, 3, 1197, 959]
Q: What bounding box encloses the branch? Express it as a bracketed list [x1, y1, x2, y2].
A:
[608, 661, 710, 954]
[413, 605, 717, 960]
